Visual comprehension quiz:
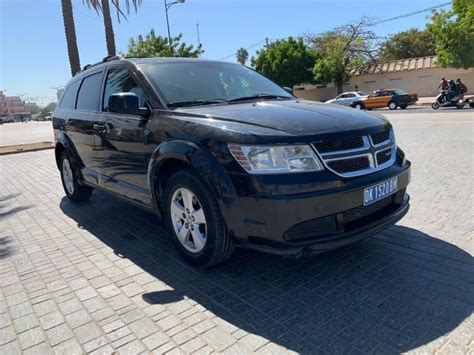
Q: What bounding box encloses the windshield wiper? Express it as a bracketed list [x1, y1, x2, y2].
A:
[228, 94, 291, 102]
[168, 99, 228, 107]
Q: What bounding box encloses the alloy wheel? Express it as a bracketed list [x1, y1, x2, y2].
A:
[62, 158, 75, 195]
[170, 187, 207, 253]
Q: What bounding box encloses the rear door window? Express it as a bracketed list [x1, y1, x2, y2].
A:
[76, 72, 103, 111]
[58, 80, 80, 109]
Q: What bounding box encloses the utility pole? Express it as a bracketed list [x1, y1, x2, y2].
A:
[196, 22, 201, 51]
[265, 37, 269, 48]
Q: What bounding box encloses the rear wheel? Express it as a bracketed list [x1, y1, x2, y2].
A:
[399, 104, 408, 109]
[60, 152, 92, 202]
[164, 169, 234, 268]
[431, 101, 440, 110]
[354, 103, 363, 110]
[388, 101, 397, 110]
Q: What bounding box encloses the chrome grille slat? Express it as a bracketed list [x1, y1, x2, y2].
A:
[312, 129, 396, 178]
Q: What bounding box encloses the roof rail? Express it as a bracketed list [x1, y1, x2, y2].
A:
[76, 55, 124, 75]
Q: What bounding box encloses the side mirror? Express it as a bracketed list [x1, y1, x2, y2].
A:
[108, 93, 149, 117]
[283, 86, 294, 95]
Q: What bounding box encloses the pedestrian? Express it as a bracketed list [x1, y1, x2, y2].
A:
[355, 85, 359, 92]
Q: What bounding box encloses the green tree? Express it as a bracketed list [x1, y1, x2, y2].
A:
[61, 0, 81, 76]
[379, 28, 436, 60]
[251, 37, 317, 88]
[236, 48, 249, 65]
[40, 103, 58, 118]
[309, 18, 377, 94]
[84, 0, 142, 56]
[126, 29, 203, 58]
[427, 0, 474, 68]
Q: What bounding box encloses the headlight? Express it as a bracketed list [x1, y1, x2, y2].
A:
[228, 144, 324, 174]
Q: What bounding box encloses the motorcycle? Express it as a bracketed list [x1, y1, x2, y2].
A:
[432, 91, 471, 109]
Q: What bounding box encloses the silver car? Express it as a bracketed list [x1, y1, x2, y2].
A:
[326, 91, 368, 106]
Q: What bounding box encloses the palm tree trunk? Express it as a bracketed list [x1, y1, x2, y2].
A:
[61, 0, 81, 76]
[101, 0, 116, 56]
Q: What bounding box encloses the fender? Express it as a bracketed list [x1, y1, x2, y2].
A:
[55, 131, 86, 182]
[147, 140, 246, 237]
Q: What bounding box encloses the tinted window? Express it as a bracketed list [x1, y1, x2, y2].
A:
[140, 61, 292, 105]
[76, 72, 103, 111]
[346, 93, 356, 98]
[393, 89, 406, 95]
[103, 67, 148, 110]
[58, 80, 80, 109]
[357, 92, 368, 96]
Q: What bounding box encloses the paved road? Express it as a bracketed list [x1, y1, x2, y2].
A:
[0, 122, 54, 147]
[0, 111, 473, 354]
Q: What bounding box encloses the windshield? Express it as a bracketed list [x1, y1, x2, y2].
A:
[139, 61, 293, 106]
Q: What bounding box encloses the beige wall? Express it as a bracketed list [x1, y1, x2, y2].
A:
[294, 67, 474, 102]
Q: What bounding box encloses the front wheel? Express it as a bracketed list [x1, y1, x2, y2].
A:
[399, 104, 407, 109]
[431, 101, 440, 110]
[354, 103, 363, 110]
[164, 169, 234, 268]
[388, 101, 397, 110]
[60, 152, 92, 202]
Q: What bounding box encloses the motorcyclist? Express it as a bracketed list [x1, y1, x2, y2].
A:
[456, 78, 467, 96]
[446, 80, 459, 101]
[438, 77, 449, 91]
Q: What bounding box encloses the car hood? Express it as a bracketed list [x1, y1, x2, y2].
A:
[174, 99, 388, 136]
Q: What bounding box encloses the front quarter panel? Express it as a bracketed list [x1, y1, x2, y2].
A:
[147, 140, 245, 236]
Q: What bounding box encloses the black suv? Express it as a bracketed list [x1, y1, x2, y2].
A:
[53, 56, 411, 267]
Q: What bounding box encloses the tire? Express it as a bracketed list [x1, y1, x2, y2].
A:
[164, 169, 234, 268]
[456, 103, 464, 109]
[400, 104, 407, 109]
[431, 102, 440, 110]
[388, 101, 397, 110]
[354, 103, 363, 110]
[60, 152, 92, 203]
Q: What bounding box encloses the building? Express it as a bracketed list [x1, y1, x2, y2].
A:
[294, 56, 474, 102]
[0, 91, 27, 117]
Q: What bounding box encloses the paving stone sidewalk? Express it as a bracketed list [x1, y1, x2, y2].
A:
[0, 114, 473, 354]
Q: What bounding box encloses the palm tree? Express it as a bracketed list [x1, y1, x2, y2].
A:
[84, 0, 142, 57]
[61, 0, 81, 76]
[236, 48, 249, 66]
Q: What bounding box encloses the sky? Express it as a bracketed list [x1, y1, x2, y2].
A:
[0, 0, 448, 106]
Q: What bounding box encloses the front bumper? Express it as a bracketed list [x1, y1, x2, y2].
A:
[227, 160, 411, 256]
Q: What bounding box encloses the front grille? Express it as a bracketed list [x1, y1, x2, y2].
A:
[376, 148, 392, 165]
[312, 129, 395, 178]
[371, 130, 390, 145]
[313, 136, 364, 153]
[327, 156, 370, 173]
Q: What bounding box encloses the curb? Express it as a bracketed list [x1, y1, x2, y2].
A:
[0, 142, 54, 156]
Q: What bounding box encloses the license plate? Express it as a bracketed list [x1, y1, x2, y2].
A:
[363, 177, 398, 206]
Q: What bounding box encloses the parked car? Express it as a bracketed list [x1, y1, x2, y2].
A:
[351, 89, 418, 110]
[53, 56, 411, 267]
[326, 91, 368, 106]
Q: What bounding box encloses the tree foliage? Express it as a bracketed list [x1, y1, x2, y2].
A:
[236, 48, 249, 65]
[309, 18, 377, 94]
[379, 28, 436, 60]
[427, 0, 474, 68]
[126, 29, 203, 58]
[251, 37, 317, 88]
[40, 103, 58, 117]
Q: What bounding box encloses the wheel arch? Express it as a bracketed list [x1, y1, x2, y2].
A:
[147, 140, 244, 234]
[55, 131, 84, 172]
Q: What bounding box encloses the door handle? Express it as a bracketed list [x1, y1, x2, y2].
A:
[93, 123, 107, 134]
